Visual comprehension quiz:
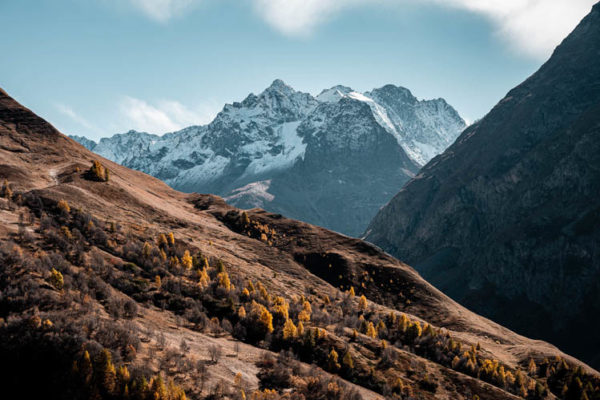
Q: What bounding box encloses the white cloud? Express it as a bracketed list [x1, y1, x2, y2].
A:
[250, 0, 596, 58]
[128, 0, 199, 22]
[251, 0, 366, 37]
[125, 0, 595, 57]
[125, 0, 595, 58]
[436, 0, 597, 58]
[119, 96, 218, 134]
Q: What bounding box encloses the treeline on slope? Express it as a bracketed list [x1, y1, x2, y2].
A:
[1, 176, 599, 400]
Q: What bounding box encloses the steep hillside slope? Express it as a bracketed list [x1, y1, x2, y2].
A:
[72, 80, 465, 236]
[2, 87, 598, 399]
[365, 2, 600, 369]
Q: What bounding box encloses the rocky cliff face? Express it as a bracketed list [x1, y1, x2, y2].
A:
[72, 80, 465, 236]
[365, 2, 600, 368]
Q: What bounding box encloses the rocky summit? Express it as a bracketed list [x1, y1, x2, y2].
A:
[72, 80, 465, 237]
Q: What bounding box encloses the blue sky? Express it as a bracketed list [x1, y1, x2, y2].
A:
[0, 0, 595, 140]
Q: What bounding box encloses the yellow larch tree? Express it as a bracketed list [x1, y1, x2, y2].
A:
[272, 296, 289, 320]
[282, 318, 298, 340]
[217, 272, 231, 291]
[181, 250, 193, 269]
[298, 300, 312, 322]
[358, 295, 368, 311]
[327, 349, 340, 370]
[366, 322, 377, 338]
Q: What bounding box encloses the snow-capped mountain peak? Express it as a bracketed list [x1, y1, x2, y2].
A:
[316, 85, 354, 103]
[72, 79, 465, 236]
[263, 78, 296, 95]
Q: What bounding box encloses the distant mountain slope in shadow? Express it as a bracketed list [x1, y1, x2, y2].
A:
[365, 1, 600, 368]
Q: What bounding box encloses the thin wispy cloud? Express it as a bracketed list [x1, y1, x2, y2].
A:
[55, 103, 105, 136]
[119, 96, 218, 134]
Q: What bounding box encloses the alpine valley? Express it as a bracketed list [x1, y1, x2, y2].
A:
[71, 81, 465, 237]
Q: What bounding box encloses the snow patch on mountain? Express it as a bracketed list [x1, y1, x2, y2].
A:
[316, 85, 353, 103]
[242, 121, 305, 177]
[310, 85, 466, 165]
[167, 153, 230, 187]
[225, 180, 275, 208]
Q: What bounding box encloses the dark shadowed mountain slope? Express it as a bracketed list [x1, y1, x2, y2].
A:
[2, 87, 599, 399]
[365, 2, 600, 368]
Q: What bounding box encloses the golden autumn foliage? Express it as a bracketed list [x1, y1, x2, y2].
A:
[197, 267, 210, 289]
[366, 322, 377, 338]
[376, 320, 386, 334]
[169, 256, 180, 269]
[250, 300, 274, 333]
[528, 358, 537, 375]
[316, 328, 326, 339]
[272, 296, 289, 320]
[157, 234, 168, 249]
[297, 321, 305, 336]
[88, 160, 109, 182]
[358, 295, 368, 311]
[61, 226, 73, 240]
[258, 282, 269, 301]
[327, 349, 340, 370]
[217, 272, 231, 291]
[57, 199, 71, 214]
[241, 211, 250, 226]
[181, 250, 193, 269]
[283, 318, 298, 340]
[298, 300, 312, 322]
[157, 248, 167, 262]
[250, 389, 278, 400]
[397, 313, 409, 333]
[342, 351, 354, 370]
[49, 268, 64, 290]
[407, 321, 422, 341]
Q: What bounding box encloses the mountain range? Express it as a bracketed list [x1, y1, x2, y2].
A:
[2, 82, 599, 399]
[71, 81, 465, 237]
[3, 3, 600, 399]
[366, 0, 600, 370]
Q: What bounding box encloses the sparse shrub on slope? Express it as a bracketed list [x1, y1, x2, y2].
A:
[86, 160, 110, 182]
